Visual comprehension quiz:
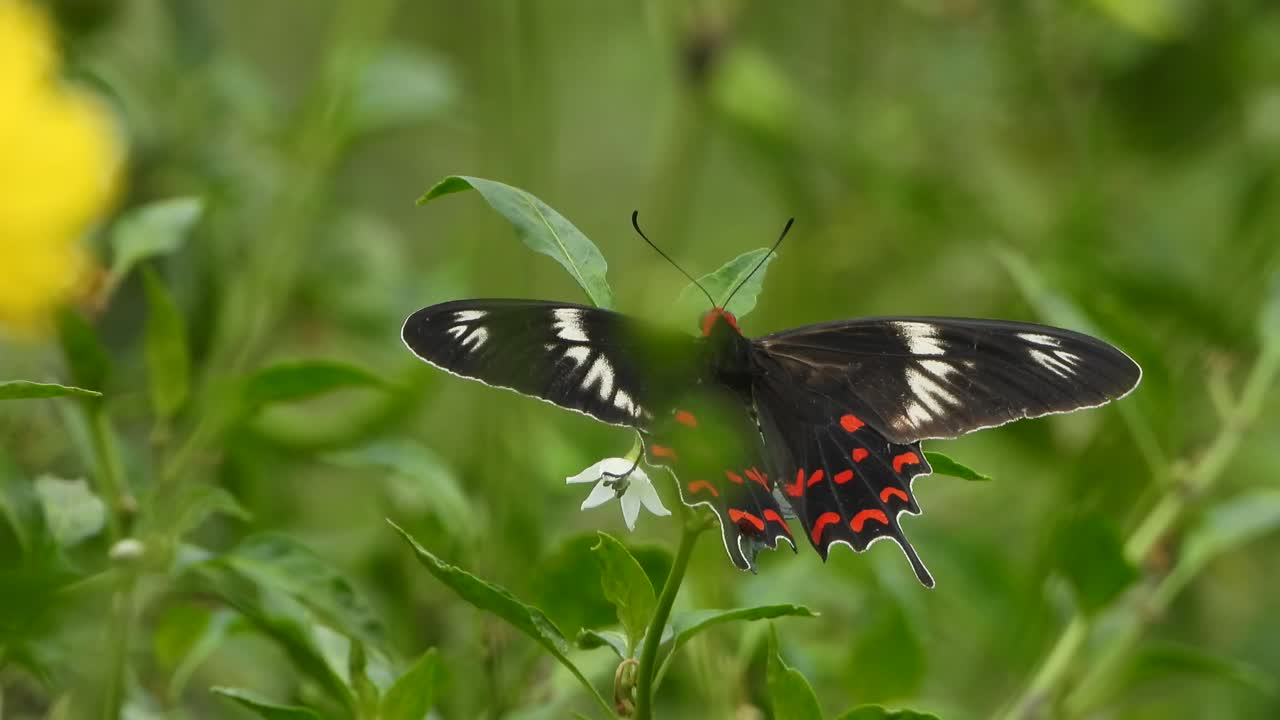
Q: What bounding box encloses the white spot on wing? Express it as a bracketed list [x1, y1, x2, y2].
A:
[553, 308, 589, 343]
[461, 327, 488, 351]
[582, 356, 615, 401]
[613, 389, 642, 418]
[1029, 349, 1074, 378]
[446, 325, 467, 339]
[563, 346, 591, 368]
[1019, 332, 1061, 348]
[454, 310, 487, 323]
[896, 322, 946, 356]
[919, 359, 956, 379]
[906, 367, 959, 414]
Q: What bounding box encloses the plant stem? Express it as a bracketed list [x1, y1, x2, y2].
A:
[87, 406, 129, 540]
[634, 513, 703, 720]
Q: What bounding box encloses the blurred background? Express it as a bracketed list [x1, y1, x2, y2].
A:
[2, 0, 1280, 718]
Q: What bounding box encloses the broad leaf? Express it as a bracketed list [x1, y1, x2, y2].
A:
[768, 624, 824, 720]
[836, 707, 941, 720]
[575, 629, 629, 659]
[676, 247, 777, 324]
[591, 532, 656, 655]
[923, 452, 991, 482]
[0, 381, 100, 401]
[242, 360, 386, 411]
[211, 687, 319, 720]
[110, 197, 204, 282]
[380, 647, 440, 720]
[1053, 515, 1138, 614]
[142, 267, 190, 419]
[33, 475, 106, 546]
[419, 176, 615, 308]
[666, 604, 816, 659]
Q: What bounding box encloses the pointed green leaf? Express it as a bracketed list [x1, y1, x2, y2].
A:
[923, 452, 991, 482]
[33, 475, 106, 546]
[676, 247, 777, 323]
[142, 267, 190, 419]
[768, 624, 824, 720]
[835, 707, 940, 720]
[211, 687, 319, 720]
[591, 532, 656, 655]
[110, 197, 204, 282]
[242, 360, 386, 411]
[575, 629, 629, 659]
[667, 604, 816, 659]
[380, 648, 440, 720]
[418, 176, 614, 308]
[0, 381, 101, 401]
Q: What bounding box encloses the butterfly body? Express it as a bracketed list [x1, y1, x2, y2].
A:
[403, 298, 1140, 587]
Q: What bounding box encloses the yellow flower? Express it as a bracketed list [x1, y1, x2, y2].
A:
[0, 0, 122, 337]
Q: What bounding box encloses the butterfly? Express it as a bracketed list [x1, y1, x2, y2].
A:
[401, 218, 1141, 587]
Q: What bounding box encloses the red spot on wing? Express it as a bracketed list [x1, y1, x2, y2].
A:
[729, 508, 765, 532]
[840, 414, 865, 432]
[851, 448, 869, 463]
[834, 469, 854, 484]
[651, 444, 678, 461]
[850, 509, 889, 533]
[688, 480, 718, 497]
[745, 467, 769, 489]
[806, 469, 825, 488]
[785, 469, 805, 497]
[674, 410, 698, 428]
[880, 487, 909, 504]
[810, 512, 841, 545]
[724, 470, 744, 485]
[762, 509, 791, 535]
[892, 452, 920, 473]
[700, 307, 741, 336]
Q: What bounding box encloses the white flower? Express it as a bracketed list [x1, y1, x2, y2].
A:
[566, 457, 670, 531]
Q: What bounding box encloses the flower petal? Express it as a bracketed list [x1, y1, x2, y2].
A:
[566, 457, 633, 485]
[621, 492, 642, 531]
[634, 475, 671, 517]
[580, 478, 616, 510]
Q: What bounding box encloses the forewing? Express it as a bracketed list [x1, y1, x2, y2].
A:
[402, 299, 698, 428]
[756, 316, 1141, 444]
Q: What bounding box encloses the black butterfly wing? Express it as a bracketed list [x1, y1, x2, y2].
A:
[402, 299, 701, 429]
[751, 365, 935, 586]
[756, 317, 1141, 444]
[641, 387, 794, 571]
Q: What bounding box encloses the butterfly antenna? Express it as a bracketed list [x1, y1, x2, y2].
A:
[631, 211, 716, 308]
[721, 217, 793, 310]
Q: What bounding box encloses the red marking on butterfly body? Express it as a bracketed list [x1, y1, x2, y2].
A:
[880, 487, 909, 504]
[806, 469, 826, 488]
[651, 444, 678, 460]
[834, 469, 854, 484]
[811, 512, 841, 545]
[745, 467, 769, 489]
[729, 508, 765, 533]
[688, 480, 718, 497]
[785, 469, 805, 498]
[675, 410, 698, 427]
[850, 509, 890, 532]
[762, 509, 791, 535]
[700, 307, 740, 336]
[724, 470, 744, 485]
[892, 452, 920, 473]
[840, 414, 865, 432]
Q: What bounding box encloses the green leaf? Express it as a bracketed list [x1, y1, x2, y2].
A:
[389, 521, 601, 703]
[676, 247, 777, 324]
[380, 648, 439, 720]
[242, 360, 386, 411]
[57, 308, 111, 396]
[591, 532, 656, 655]
[142, 267, 190, 419]
[418, 176, 615, 308]
[923, 452, 991, 482]
[210, 687, 320, 720]
[575, 629, 629, 659]
[666, 604, 816, 659]
[1165, 490, 1280, 595]
[165, 485, 251, 540]
[1053, 515, 1139, 614]
[218, 533, 384, 649]
[835, 706, 941, 720]
[531, 534, 619, 637]
[33, 475, 106, 546]
[0, 381, 101, 401]
[109, 197, 204, 282]
[1122, 642, 1278, 699]
[767, 624, 825, 720]
[352, 46, 456, 134]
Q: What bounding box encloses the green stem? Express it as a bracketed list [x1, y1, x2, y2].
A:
[87, 406, 129, 540]
[1003, 616, 1088, 720]
[634, 514, 703, 720]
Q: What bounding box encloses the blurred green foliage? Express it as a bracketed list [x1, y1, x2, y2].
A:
[3, 1, 1280, 718]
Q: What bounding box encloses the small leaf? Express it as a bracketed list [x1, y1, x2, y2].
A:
[1053, 515, 1139, 614]
[109, 197, 204, 282]
[0, 381, 101, 401]
[380, 647, 439, 720]
[923, 452, 991, 482]
[389, 521, 599, 699]
[768, 624, 825, 720]
[210, 687, 320, 720]
[575, 629, 629, 659]
[218, 533, 384, 649]
[676, 247, 777, 324]
[242, 360, 386, 411]
[418, 176, 615, 308]
[591, 532, 656, 655]
[142, 267, 190, 419]
[1165, 490, 1280, 595]
[57, 308, 110, 396]
[352, 46, 456, 134]
[835, 706, 941, 720]
[666, 604, 816, 659]
[33, 475, 106, 546]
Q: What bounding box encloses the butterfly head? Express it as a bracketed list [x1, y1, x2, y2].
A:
[700, 307, 740, 337]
